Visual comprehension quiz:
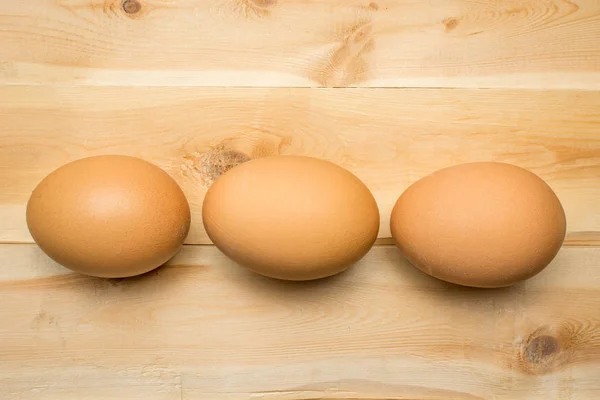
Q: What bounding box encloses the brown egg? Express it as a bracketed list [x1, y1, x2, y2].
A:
[390, 162, 566, 288]
[27, 155, 191, 278]
[203, 156, 380, 280]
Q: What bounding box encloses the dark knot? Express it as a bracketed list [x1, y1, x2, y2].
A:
[122, 0, 142, 14]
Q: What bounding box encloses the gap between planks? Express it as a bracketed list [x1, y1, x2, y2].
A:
[1, 236, 599, 248]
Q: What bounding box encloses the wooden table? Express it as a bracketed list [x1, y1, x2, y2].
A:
[1, 1, 599, 399]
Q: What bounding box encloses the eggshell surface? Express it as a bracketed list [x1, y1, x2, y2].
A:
[27, 155, 191, 278]
[202, 156, 380, 280]
[390, 162, 566, 288]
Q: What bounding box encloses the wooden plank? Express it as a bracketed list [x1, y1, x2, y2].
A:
[1, 86, 599, 245]
[1, 0, 599, 88]
[1, 243, 599, 399]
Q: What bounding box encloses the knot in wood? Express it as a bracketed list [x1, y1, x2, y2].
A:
[525, 335, 559, 364]
[196, 149, 251, 187]
[122, 0, 142, 14]
[443, 17, 459, 31]
[519, 326, 574, 376]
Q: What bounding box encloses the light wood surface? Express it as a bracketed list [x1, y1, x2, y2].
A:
[2, 244, 600, 400]
[1, 0, 600, 398]
[1, 86, 599, 245]
[1, 0, 599, 88]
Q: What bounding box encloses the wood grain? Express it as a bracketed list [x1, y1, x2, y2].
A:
[1, 243, 599, 399]
[1, 86, 599, 245]
[2, 1, 599, 399]
[1, 0, 599, 88]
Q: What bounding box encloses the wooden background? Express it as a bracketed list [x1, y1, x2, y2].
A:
[1, 0, 599, 399]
